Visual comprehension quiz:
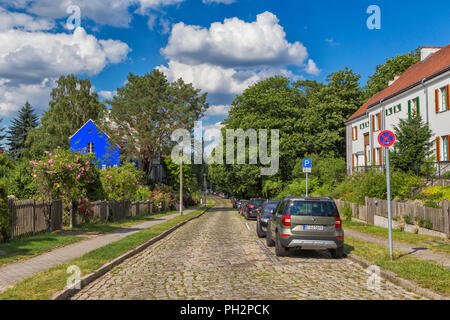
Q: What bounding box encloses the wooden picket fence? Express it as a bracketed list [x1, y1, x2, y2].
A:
[7, 199, 169, 241]
[8, 199, 63, 240]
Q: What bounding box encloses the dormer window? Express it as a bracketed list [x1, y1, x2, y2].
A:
[87, 142, 94, 154]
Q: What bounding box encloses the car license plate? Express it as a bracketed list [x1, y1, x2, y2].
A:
[303, 225, 324, 231]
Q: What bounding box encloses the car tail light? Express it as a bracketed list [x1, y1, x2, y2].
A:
[281, 215, 291, 227]
[249, 205, 254, 209]
[335, 217, 342, 228]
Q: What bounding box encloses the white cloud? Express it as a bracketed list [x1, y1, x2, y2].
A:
[138, 0, 185, 13]
[0, 25, 130, 116]
[305, 59, 320, 76]
[0, 7, 55, 31]
[162, 11, 312, 69]
[158, 60, 297, 104]
[204, 105, 231, 116]
[0, 0, 135, 28]
[99, 90, 117, 99]
[0, 27, 130, 85]
[325, 38, 339, 46]
[0, 78, 53, 116]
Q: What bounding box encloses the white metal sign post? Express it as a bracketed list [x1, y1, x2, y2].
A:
[378, 130, 396, 260]
[303, 159, 312, 197]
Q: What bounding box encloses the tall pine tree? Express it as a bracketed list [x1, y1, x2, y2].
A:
[0, 119, 5, 149]
[390, 112, 433, 172]
[7, 102, 39, 158]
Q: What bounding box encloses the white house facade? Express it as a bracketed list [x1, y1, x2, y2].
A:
[345, 45, 450, 174]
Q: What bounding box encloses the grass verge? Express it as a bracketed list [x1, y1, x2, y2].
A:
[343, 220, 450, 254]
[0, 203, 214, 300]
[0, 233, 85, 267]
[344, 236, 450, 295]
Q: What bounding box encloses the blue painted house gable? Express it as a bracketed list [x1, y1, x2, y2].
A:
[69, 119, 120, 168]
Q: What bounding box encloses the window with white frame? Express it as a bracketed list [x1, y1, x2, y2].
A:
[443, 136, 449, 161]
[408, 97, 420, 117]
[87, 142, 94, 154]
[439, 87, 448, 112]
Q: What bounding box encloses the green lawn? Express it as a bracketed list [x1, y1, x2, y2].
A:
[0, 203, 214, 300]
[343, 220, 450, 254]
[345, 236, 450, 296]
[0, 206, 200, 267]
[0, 233, 85, 267]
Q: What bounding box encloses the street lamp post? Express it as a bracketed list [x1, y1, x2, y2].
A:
[179, 149, 183, 216]
[203, 173, 207, 207]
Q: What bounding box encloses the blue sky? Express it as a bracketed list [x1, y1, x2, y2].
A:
[0, 0, 449, 138]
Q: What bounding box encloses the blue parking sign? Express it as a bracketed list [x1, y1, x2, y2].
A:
[303, 159, 312, 168]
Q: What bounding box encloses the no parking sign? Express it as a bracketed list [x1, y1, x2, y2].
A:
[377, 130, 396, 260]
[378, 130, 396, 148]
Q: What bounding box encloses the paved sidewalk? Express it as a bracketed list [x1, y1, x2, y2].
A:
[0, 208, 199, 293]
[344, 228, 450, 268]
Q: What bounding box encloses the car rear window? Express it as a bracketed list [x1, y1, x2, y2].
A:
[263, 203, 278, 213]
[284, 201, 338, 217]
[251, 200, 265, 206]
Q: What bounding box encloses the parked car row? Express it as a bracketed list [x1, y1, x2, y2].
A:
[231, 195, 344, 259]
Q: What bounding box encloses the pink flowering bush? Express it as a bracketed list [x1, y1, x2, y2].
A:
[76, 198, 95, 223]
[30, 149, 99, 202]
[29, 149, 102, 224]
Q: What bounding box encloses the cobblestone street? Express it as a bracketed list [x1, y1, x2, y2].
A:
[72, 198, 424, 300]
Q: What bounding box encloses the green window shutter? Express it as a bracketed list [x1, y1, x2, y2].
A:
[408, 100, 411, 119]
[398, 104, 401, 112]
[416, 97, 420, 116]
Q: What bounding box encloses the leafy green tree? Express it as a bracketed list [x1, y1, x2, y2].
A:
[364, 48, 420, 99]
[209, 71, 363, 198]
[303, 67, 365, 158]
[104, 69, 208, 177]
[0, 119, 6, 149]
[24, 75, 105, 158]
[99, 164, 142, 201]
[390, 113, 434, 172]
[163, 156, 198, 194]
[6, 102, 39, 158]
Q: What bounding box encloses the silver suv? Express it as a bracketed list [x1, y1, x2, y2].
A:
[266, 196, 344, 258]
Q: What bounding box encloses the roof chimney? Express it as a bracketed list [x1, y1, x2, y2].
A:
[388, 75, 400, 86]
[420, 47, 442, 61]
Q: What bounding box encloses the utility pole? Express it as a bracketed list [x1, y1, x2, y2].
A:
[179, 149, 183, 216]
[203, 173, 207, 207]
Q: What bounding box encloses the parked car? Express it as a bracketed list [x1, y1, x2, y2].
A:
[236, 199, 247, 212]
[266, 196, 344, 258]
[222, 193, 228, 199]
[231, 197, 240, 208]
[256, 200, 280, 238]
[238, 200, 249, 215]
[243, 198, 266, 220]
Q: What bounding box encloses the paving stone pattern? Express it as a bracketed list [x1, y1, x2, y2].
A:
[72, 199, 424, 300]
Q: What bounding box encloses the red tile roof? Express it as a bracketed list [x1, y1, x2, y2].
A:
[347, 44, 450, 122]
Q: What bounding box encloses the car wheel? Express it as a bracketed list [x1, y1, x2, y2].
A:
[266, 228, 275, 247]
[330, 245, 344, 259]
[275, 233, 288, 257]
[256, 222, 265, 238]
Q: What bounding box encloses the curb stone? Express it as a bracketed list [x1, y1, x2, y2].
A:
[347, 253, 449, 300]
[51, 205, 213, 300]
